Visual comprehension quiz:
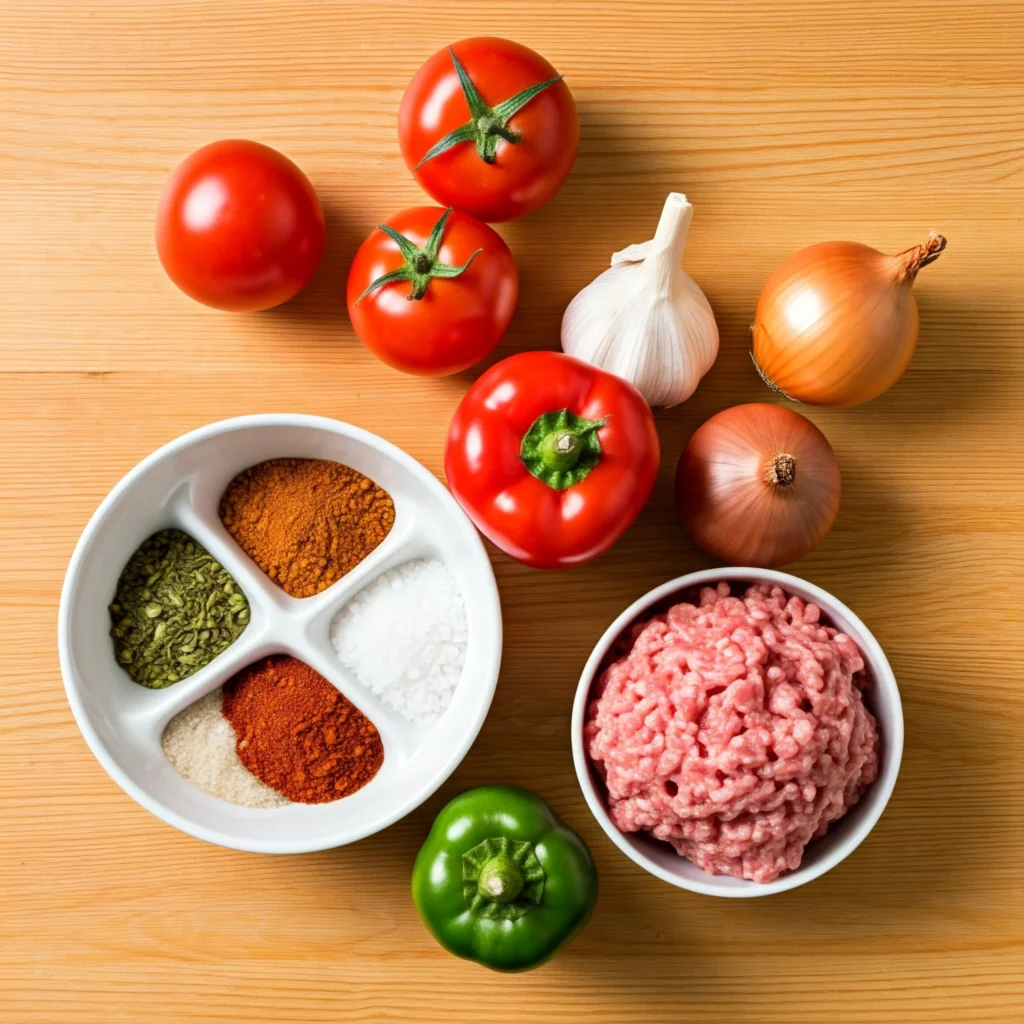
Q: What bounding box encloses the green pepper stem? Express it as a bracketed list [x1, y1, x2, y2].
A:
[477, 855, 525, 904]
[460, 835, 546, 921]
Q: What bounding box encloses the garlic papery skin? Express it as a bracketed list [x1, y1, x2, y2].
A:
[561, 193, 719, 408]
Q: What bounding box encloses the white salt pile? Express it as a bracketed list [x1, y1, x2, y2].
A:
[330, 558, 466, 729]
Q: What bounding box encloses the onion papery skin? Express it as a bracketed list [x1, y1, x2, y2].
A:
[751, 234, 945, 407]
[676, 403, 842, 567]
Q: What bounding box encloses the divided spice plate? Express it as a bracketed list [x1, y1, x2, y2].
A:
[59, 414, 503, 853]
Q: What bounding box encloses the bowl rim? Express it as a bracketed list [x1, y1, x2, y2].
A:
[58, 413, 502, 854]
[570, 566, 904, 897]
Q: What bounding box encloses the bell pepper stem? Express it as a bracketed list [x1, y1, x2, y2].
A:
[538, 430, 581, 473]
[459, 835, 546, 921]
[477, 854, 525, 904]
[520, 409, 608, 491]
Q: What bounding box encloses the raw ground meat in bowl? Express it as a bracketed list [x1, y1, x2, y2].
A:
[572, 569, 903, 897]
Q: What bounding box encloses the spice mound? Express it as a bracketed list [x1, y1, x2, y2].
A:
[585, 583, 879, 883]
[223, 655, 384, 803]
[330, 558, 467, 729]
[109, 529, 250, 688]
[162, 690, 288, 809]
[219, 458, 395, 598]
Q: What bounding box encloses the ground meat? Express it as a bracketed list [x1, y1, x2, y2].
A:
[585, 583, 879, 883]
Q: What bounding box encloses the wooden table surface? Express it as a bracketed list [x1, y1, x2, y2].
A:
[2, 2, 1022, 1021]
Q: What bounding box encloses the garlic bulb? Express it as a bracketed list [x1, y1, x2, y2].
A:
[561, 193, 719, 407]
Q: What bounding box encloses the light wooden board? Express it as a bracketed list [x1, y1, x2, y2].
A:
[1, 2, 1022, 1021]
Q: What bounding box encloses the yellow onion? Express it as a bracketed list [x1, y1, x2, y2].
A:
[751, 232, 946, 406]
[676, 403, 841, 567]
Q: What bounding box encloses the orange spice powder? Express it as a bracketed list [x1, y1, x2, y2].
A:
[219, 458, 395, 598]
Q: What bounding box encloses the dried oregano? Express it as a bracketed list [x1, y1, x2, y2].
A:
[109, 529, 250, 689]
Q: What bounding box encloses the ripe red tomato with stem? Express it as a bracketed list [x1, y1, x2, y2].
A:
[445, 351, 660, 568]
[347, 206, 518, 377]
[156, 139, 325, 312]
[399, 37, 579, 222]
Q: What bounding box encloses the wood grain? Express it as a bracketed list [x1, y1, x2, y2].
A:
[1, 1, 1022, 1021]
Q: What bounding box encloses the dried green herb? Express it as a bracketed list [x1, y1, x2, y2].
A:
[109, 529, 250, 689]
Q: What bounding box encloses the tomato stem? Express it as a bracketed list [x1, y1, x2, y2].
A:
[354, 208, 482, 304]
[415, 46, 564, 168]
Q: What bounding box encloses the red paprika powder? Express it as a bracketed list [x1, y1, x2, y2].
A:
[222, 655, 383, 803]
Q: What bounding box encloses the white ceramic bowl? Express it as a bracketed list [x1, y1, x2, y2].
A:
[59, 414, 502, 853]
[572, 567, 903, 897]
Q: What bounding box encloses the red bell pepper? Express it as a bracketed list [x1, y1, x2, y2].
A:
[445, 351, 660, 569]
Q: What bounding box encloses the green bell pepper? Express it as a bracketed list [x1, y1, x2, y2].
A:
[411, 785, 598, 972]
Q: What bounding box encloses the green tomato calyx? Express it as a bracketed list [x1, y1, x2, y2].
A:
[355, 208, 481, 303]
[417, 47, 563, 166]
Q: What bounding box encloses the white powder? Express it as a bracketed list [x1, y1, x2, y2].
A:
[330, 558, 466, 729]
[161, 689, 289, 809]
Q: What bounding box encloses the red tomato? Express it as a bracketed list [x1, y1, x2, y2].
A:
[347, 206, 518, 376]
[156, 140, 325, 312]
[445, 351, 660, 568]
[399, 38, 579, 222]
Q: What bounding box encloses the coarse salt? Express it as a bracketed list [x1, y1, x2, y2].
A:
[329, 558, 466, 729]
[161, 689, 289, 809]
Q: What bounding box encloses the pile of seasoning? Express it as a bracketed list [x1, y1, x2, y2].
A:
[219, 458, 395, 598]
[223, 656, 383, 803]
[162, 689, 288, 809]
[330, 558, 467, 728]
[109, 529, 249, 688]
[162, 656, 384, 807]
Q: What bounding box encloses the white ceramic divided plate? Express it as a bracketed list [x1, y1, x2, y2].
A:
[572, 567, 903, 897]
[59, 414, 502, 853]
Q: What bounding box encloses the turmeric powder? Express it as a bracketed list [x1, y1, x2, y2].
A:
[219, 458, 395, 597]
